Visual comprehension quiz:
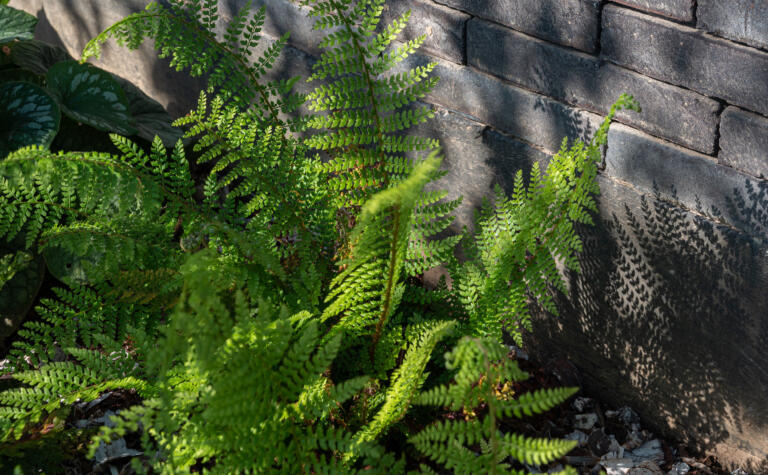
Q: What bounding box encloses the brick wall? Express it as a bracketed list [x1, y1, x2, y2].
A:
[11, 0, 768, 469]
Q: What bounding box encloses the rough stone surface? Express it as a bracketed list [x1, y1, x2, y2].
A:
[8, 0, 43, 14]
[433, 0, 601, 52]
[602, 5, 768, 117]
[605, 123, 767, 238]
[409, 106, 550, 230]
[227, 0, 327, 56]
[381, 0, 469, 64]
[27, 0, 319, 118]
[531, 175, 768, 471]
[698, 0, 768, 50]
[27, 0, 202, 118]
[467, 18, 720, 153]
[719, 107, 768, 179]
[400, 54, 604, 154]
[610, 0, 694, 22]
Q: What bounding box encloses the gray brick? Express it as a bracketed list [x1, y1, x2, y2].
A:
[409, 106, 552, 230]
[698, 0, 768, 51]
[400, 54, 604, 154]
[719, 107, 768, 179]
[610, 0, 694, 22]
[605, 123, 766, 236]
[232, 0, 470, 63]
[381, 0, 469, 64]
[467, 19, 720, 153]
[602, 5, 768, 116]
[433, 0, 600, 53]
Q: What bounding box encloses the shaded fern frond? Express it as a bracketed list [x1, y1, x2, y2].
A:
[0, 251, 32, 290]
[82, 1, 301, 122]
[135, 250, 389, 473]
[348, 319, 455, 461]
[6, 285, 151, 371]
[0, 344, 150, 442]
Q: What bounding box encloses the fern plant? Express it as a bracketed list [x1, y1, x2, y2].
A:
[299, 0, 462, 279]
[0, 0, 638, 472]
[453, 95, 640, 344]
[411, 337, 578, 474]
[85, 249, 403, 473]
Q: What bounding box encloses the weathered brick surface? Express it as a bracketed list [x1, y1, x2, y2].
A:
[610, 0, 694, 22]
[232, 0, 469, 63]
[605, 123, 767, 237]
[698, 0, 768, 50]
[532, 174, 768, 472]
[433, 0, 600, 52]
[467, 19, 720, 153]
[411, 106, 551, 229]
[602, 5, 768, 116]
[400, 54, 603, 154]
[381, 0, 468, 64]
[719, 107, 768, 179]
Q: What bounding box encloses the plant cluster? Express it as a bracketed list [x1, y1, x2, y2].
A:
[0, 2, 181, 340]
[0, 0, 638, 472]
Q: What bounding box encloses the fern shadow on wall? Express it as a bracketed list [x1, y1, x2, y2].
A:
[534, 177, 768, 469]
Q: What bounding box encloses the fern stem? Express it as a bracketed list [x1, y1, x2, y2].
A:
[332, 1, 390, 188]
[369, 204, 400, 365]
[476, 339, 500, 475]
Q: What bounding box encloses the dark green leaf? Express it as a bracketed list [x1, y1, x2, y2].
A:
[0, 250, 44, 341]
[46, 60, 136, 135]
[42, 244, 96, 286]
[0, 5, 37, 43]
[50, 115, 117, 154]
[113, 75, 182, 147]
[9, 38, 72, 75]
[0, 81, 60, 158]
[0, 67, 41, 85]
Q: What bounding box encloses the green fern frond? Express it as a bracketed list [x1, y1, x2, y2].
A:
[301, 0, 439, 204]
[82, 1, 298, 120]
[411, 336, 577, 474]
[453, 95, 640, 344]
[0, 346, 149, 442]
[0, 251, 32, 290]
[348, 319, 455, 461]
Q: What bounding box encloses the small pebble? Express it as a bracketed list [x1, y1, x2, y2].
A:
[574, 412, 599, 430]
[508, 345, 529, 360]
[597, 457, 634, 475]
[623, 429, 645, 450]
[628, 439, 664, 464]
[565, 429, 588, 446]
[629, 461, 663, 475]
[668, 462, 690, 475]
[616, 406, 640, 425]
[573, 396, 595, 412]
[588, 428, 613, 455]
